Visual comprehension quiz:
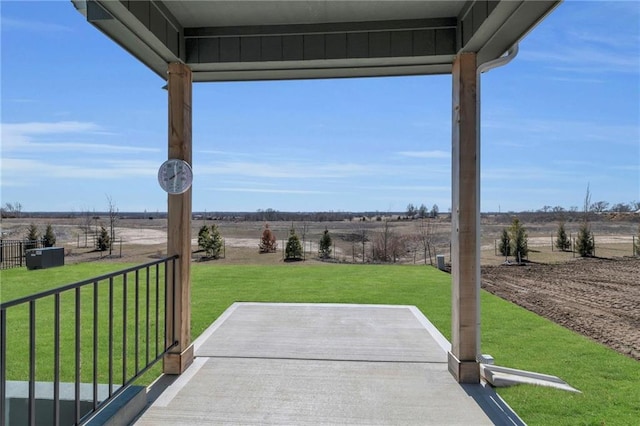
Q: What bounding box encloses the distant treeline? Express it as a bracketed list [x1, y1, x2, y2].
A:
[4, 210, 637, 223]
[4, 210, 413, 222]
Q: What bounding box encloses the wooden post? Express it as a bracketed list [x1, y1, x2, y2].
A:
[448, 52, 480, 383]
[164, 62, 194, 374]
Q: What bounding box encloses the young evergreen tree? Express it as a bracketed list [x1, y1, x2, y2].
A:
[25, 223, 40, 250]
[635, 224, 640, 256]
[205, 224, 223, 259]
[42, 224, 56, 247]
[259, 223, 277, 253]
[318, 228, 332, 259]
[96, 226, 110, 251]
[197, 225, 211, 251]
[509, 218, 528, 263]
[498, 228, 511, 257]
[555, 221, 571, 251]
[576, 184, 595, 257]
[285, 226, 302, 261]
[576, 222, 594, 257]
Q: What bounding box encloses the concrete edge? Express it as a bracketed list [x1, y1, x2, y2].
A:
[151, 357, 209, 407]
[85, 385, 146, 426]
[407, 306, 452, 353]
[193, 302, 242, 353]
[461, 382, 527, 426]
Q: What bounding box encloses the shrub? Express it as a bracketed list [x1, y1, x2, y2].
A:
[259, 223, 277, 253]
[555, 221, 571, 251]
[576, 222, 594, 257]
[96, 226, 110, 251]
[318, 228, 332, 259]
[498, 228, 510, 257]
[42, 224, 56, 247]
[25, 223, 39, 250]
[575, 184, 595, 257]
[509, 218, 528, 262]
[198, 224, 223, 259]
[285, 226, 302, 261]
[198, 225, 210, 250]
[635, 224, 640, 256]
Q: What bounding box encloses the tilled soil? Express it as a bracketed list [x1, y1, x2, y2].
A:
[481, 257, 640, 361]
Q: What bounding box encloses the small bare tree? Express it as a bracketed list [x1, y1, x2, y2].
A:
[373, 220, 405, 262]
[349, 220, 369, 263]
[2, 202, 22, 218]
[300, 221, 309, 260]
[106, 195, 119, 255]
[78, 209, 94, 247]
[418, 218, 435, 265]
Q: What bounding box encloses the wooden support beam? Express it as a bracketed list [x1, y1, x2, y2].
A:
[448, 52, 480, 383]
[164, 62, 194, 374]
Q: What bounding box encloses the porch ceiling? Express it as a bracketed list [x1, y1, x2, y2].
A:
[71, 0, 560, 82]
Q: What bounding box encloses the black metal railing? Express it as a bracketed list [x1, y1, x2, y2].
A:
[0, 255, 178, 425]
[0, 239, 45, 270]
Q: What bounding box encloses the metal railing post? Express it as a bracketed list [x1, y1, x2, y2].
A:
[54, 294, 60, 426]
[29, 301, 36, 426]
[1, 308, 7, 426]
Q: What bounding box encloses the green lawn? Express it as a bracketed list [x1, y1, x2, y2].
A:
[1, 262, 638, 425]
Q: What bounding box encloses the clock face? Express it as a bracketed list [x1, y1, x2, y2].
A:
[158, 159, 193, 194]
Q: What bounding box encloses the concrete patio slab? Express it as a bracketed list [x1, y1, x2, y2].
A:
[134, 303, 523, 425]
[196, 303, 445, 363]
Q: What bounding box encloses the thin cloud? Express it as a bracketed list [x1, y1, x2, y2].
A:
[0, 17, 72, 33]
[397, 150, 450, 159]
[607, 164, 640, 172]
[547, 76, 604, 84]
[1, 121, 159, 153]
[566, 30, 639, 51]
[1, 158, 157, 180]
[197, 161, 373, 179]
[482, 166, 588, 182]
[33, 142, 158, 153]
[5, 98, 39, 104]
[208, 187, 331, 195]
[5, 121, 100, 135]
[520, 26, 639, 75]
[357, 185, 450, 192]
[483, 117, 638, 146]
[103, 160, 159, 176]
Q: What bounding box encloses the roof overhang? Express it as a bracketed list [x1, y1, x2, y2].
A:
[71, 0, 560, 82]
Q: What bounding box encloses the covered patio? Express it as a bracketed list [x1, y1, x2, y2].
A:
[133, 303, 521, 425]
[65, 0, 562, 423]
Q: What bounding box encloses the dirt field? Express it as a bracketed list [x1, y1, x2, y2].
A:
[2, 215, 639, 361]
[482, 257, 640, 361]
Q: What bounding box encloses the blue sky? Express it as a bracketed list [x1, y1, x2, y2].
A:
[1, 1, 639, 213]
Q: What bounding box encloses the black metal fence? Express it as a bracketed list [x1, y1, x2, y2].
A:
[0, 256, 178, 425]
[0, 239, 45, 270]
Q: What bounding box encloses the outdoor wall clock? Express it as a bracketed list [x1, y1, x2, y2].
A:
[158, 158, 193, 194]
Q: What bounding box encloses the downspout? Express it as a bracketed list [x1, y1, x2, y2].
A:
[474, 43, 518, 364]
[478, 43, 519, 75]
